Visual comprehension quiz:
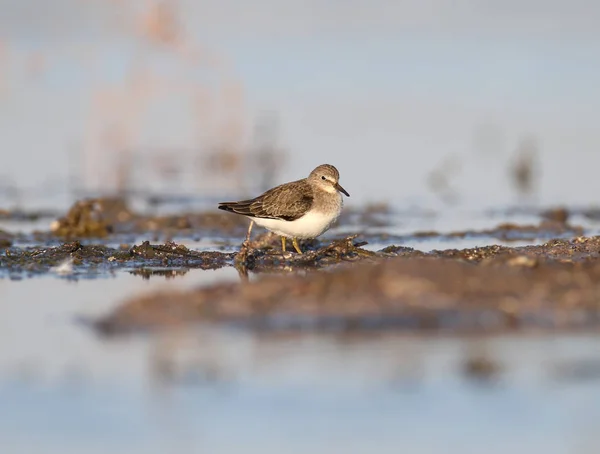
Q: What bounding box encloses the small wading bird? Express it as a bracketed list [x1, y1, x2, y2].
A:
[218, 164, 349, 254]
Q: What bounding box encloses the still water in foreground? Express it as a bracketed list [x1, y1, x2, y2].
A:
[1, 271, 600, 454]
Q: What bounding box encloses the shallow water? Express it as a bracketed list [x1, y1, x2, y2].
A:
[2, 205, 600, 453]
[3, 302, 600, 454]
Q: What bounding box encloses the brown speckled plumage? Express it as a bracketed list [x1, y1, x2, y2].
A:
[218, 179, 314, 221]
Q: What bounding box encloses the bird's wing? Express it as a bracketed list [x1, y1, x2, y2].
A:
[218, 179, 314, 221]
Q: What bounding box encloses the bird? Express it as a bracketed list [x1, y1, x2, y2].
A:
[218, 164, 349, 254]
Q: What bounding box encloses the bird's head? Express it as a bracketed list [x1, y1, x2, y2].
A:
[308, 164, 350, 197]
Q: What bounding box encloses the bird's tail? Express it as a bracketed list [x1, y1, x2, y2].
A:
[218, 201, 254, 216]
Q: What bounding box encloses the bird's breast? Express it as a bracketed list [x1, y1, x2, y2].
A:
[252, 209, 340, 239]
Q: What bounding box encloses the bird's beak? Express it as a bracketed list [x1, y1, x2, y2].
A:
[335, 182, 350, 197]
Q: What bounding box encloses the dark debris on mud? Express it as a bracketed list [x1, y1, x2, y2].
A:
[235, 234, 389, 273]
[0, 240, 235, 276]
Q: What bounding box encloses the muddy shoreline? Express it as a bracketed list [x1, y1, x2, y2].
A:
[3, 198, 600, 335]
[93, 234, 600, 335]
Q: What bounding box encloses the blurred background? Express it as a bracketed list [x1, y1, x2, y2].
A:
[2, 2, 600, 454]
[2, 0, 600, 209]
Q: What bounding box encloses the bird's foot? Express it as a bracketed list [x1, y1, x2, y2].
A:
[235, 238, 253, 265]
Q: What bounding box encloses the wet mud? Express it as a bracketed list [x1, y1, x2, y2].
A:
[0, 207, 59, 222]
[49, 198, 248, 239]
[363, 217, 585, 246]
[96, 235, 600, 335]
[0, 229, 13, 248]
[408, 220, 583, 242]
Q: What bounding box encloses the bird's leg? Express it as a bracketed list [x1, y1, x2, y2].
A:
[292, 237, 303, 254]
[244, 220, 254, 244]
[281, 236, 286, 252]
[235, 220, 254, 269]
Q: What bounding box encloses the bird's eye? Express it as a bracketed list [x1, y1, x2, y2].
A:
[321, 176, 326, 180]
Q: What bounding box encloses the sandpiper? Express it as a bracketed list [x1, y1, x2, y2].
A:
[218, 164, 349, 254]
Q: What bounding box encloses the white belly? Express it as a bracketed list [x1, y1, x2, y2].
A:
[252, 207, 341, 239]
